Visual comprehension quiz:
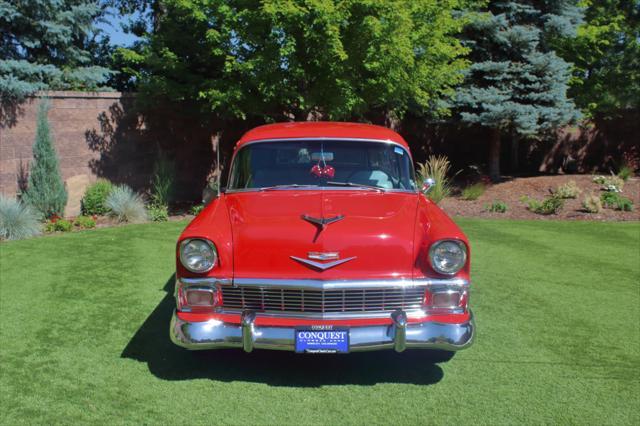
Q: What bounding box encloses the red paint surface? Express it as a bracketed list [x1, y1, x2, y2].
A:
[236, 121, 410, 149]
[175, 122, 471, 326]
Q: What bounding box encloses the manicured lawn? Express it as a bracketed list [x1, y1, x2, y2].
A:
[1, 219, 638, 424]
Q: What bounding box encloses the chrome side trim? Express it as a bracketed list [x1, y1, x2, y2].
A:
[179, 277, 232, 287]
[230, 277, 468, 290]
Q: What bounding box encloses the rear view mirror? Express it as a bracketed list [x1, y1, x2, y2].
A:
[311, 152, 334, 162]
[422, 178, 436, 193]
[202, 181, 220, 205]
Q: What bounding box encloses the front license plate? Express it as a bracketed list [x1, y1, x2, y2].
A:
[295, 327, 349, 353]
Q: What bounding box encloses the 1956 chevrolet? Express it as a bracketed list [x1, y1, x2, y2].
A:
[170, 122, 475, 354]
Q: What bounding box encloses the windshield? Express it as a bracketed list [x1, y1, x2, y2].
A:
[227, 140, 417, 191]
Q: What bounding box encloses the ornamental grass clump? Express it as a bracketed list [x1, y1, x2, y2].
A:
[461, 183, 486, 201]
[522, 195, 564, 215]
[106, 185, 147, 223]
[417, 155, 456, 204]
[618, 165, 633, 182]
[0, 195, 41, 240]
[21, 100, 67, 218]
[582, 194, 602, 213]
[484, 200, 508, 213]
[150, 156, 175, 208]
[601, 192, 634, 211]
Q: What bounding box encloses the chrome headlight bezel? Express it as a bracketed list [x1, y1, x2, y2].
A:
[179, 238, 218, 273]
[428, 239, 467, 275]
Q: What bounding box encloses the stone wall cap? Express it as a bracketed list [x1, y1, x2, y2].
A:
[31, 91, 135, 99]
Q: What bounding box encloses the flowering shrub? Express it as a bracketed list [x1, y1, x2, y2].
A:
[593, 175, 624, 192]
[554, 180, 581, 199]
[148, 205, 169, 222]
[73, 216, 96, 229]
[190, 204, 205, 215]
[45, 219, 72, 232]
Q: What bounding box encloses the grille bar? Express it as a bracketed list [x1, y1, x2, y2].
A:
[221, 286, 425, 314]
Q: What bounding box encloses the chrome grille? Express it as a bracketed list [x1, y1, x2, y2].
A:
[220, 286, 425, 314]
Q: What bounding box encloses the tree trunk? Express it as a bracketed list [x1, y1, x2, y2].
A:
[510, 132, 519, 173]
[489, 127, 501, 182]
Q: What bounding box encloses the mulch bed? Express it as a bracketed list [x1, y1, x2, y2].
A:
[84, 175, 639, 229]
[440, 174, 639, 221]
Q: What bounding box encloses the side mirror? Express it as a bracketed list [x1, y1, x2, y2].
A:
[422, 178, 436, 193]
[202, 185, 219, 205]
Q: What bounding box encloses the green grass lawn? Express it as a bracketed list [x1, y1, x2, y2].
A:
[1, 219, 639, 424]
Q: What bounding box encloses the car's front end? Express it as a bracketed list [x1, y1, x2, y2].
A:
[170, 123, 474, 354]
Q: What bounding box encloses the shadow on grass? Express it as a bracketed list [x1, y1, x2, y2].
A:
[121, 274, 446, 387]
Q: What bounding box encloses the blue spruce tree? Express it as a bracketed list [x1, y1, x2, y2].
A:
[0, 0, 113, 123]
[22, 100, 68, 218]
[456, 1, 583, 181]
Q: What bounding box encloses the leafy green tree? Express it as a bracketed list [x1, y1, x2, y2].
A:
[555, 0, 640, 116]
[123, 0, 477, 121]
[22, 100, 68, 218]
[455, 1, 582, 181]
[0, 0, 113, 103]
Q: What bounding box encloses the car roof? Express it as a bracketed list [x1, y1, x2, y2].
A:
[236, 121, 409, 149]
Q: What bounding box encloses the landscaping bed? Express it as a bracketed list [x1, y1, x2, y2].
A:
[1, 219, 638, 424]
[441, 174, 639, 221]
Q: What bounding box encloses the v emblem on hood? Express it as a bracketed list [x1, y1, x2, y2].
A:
[301, 214, 344, 230]
[290, 256, 356, 271]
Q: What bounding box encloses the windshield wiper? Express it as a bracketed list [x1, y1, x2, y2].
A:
[325, 181, 385, 191]
[259, 184, 319, 191]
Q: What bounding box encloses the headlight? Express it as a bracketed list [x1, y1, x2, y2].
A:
[429, 240, 467, 275]
[179, 239, 217, 273]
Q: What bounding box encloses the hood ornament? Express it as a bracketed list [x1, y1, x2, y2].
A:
[291, 253, 356, 271]
[301, 214, 344, 230]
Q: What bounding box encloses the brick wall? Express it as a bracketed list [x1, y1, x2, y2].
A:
[2, 92, 636, 217]
[0, 91, 215, 215]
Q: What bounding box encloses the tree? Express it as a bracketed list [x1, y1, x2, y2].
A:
[123, 0, 477, 122]
[555, 0, 640, 116]
[455, 1, 582, 181]
[0, 0, 113, 103]
[22, 100, 68, 218]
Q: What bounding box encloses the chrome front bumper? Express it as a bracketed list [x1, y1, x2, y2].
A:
[170, 310, 475, 352]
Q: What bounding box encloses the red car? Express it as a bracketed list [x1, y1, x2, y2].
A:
[170, 122, 474, 354]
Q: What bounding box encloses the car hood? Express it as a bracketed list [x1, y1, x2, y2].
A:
[225, 190, 419, 280]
